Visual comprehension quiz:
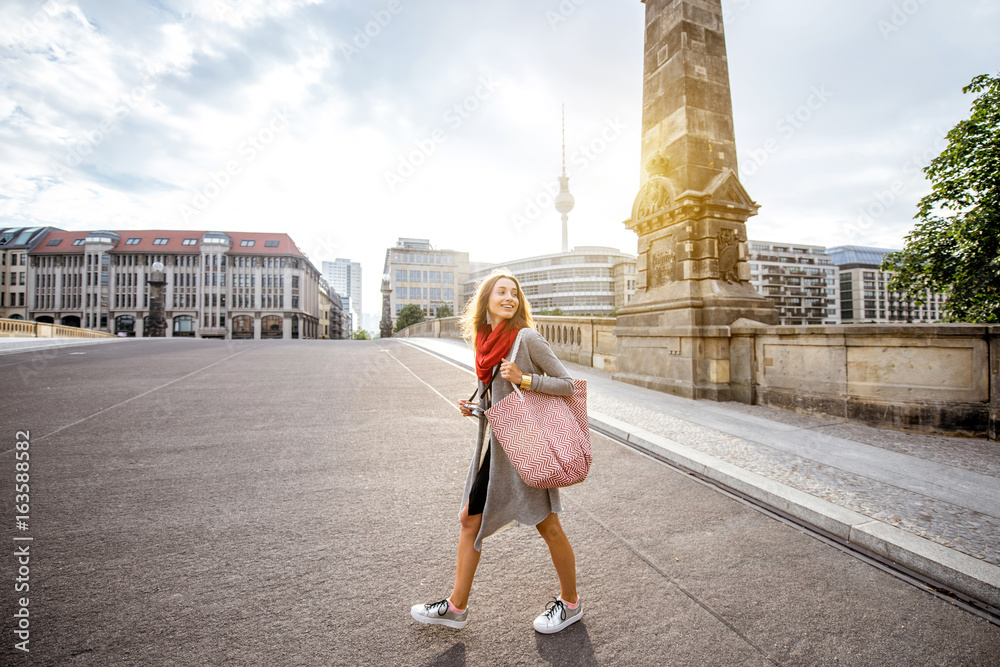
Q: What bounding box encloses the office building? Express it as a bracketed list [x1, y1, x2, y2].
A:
[465, 247, 636, 317]
[322, 258, 361, 333]
[1, 226, 56, 320]
[28, 229, 327, 339]
[747, 241, 840, 325]
[827, 246, 947, 323]
[385, 238, 470, 321]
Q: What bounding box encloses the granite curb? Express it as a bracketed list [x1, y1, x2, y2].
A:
[590, 409, 1000, 611]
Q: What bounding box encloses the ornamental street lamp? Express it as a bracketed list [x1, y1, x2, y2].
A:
[147, 261, 167, 337]
[379, 272, 394, 339]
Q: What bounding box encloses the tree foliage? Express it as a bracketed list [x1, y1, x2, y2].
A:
[882, 73, 1000, 323]
[435, 305, 453, 318]
[393, 304, 426, 332]
[350, 329, 370, 340]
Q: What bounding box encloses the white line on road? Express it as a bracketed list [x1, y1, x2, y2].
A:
[2, 344, 262, 452]
[380, 347, 466, 415]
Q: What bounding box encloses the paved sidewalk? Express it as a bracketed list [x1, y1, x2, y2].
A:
[401, 336, 1000, 611]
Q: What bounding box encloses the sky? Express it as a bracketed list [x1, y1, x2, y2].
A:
[1, 0, 999, 324]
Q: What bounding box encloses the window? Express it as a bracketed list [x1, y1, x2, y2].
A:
[443, 272, 454, 283]
[240, 240, 255, 247]
[182, 239, 197, 246]
[291, 276, 299, 288]
[264, 240, 279, 247]
[153, 238, 169, 245]
[72, 239, 85, 246]
[126, 238, 141, 245]
[430, 271, 441, 283]
[46, 239, 62, 246]
[410, 270, 421, 282]
[395, 269, 407, 282]
[410, 287, 422, 299]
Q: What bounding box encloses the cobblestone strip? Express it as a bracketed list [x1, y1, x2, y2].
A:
[588, 392, 1000, 568]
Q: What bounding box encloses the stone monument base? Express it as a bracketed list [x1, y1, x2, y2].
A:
[613, 279, 777, 400]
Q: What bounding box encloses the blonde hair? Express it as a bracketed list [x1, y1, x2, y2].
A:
[460, 270, 534, 344]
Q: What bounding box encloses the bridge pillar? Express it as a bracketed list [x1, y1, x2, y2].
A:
[614, 0, 777, 400]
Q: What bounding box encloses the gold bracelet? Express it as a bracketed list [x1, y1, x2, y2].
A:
[520, 374, 532, 390]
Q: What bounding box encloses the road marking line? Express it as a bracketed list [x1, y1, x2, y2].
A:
[381, 347, 466, 415]
[2, 344, 262, 451]
[398, 340, 475, 376]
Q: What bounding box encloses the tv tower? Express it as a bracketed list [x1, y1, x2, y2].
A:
[554, 105, 575, 253]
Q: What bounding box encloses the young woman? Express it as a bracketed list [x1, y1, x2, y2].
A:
[410, 271, 582, 634]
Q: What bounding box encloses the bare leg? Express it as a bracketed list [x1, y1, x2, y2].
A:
[449, 503, 483, 610]
[536, 513, 578, 604]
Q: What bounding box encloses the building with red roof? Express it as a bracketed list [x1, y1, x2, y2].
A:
[27, 229, 343, 339]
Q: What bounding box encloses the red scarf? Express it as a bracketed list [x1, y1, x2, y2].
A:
[475, 321, 520, 385]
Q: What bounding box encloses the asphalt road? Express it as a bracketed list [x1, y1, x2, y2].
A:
[1, 339, 998, 666]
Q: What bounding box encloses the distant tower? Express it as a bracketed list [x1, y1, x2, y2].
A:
[554, 105, 575, 253]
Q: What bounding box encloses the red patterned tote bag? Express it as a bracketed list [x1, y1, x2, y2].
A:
[485, 332, 592, 488]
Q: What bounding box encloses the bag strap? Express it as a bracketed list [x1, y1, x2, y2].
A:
[468, 363, 502, 404]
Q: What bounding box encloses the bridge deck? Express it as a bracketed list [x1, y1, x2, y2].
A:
[1, 338, 997, 665]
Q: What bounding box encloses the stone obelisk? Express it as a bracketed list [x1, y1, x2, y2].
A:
[614, 0, 777, 400]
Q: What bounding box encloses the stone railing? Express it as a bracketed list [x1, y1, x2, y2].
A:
[392, 317, 463, 340]
[394, 316, 620, 370]
[730, 322, 999, 440]
[534, 317, 619, 371]
[0, 319, 117, 339]
[398, 316, 998, 440]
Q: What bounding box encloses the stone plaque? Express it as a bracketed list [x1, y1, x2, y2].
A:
[647, 236, 675, 289]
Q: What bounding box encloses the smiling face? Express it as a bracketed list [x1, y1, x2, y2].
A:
[487, 277, 519, 324]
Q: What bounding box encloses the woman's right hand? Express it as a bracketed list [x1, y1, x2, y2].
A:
[458, 400, 474, 417]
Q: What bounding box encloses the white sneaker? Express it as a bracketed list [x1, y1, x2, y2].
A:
[411, 599, 468, 629]
[533, 598, 582, 634]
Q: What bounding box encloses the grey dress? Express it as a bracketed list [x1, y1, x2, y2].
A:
[461, 328, 574, 551]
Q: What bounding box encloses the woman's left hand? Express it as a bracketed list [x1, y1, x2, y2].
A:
[499, 358, 522, 384]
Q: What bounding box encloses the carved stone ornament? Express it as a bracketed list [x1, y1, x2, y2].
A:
[718, 228, 741, 284]
[630, 151, 676, 221]
[633, 178, 674, 221]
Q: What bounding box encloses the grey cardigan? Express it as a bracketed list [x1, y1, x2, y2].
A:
[462, 328, 574, 551]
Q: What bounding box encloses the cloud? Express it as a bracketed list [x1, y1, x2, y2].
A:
[1, 0, 998, 316]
